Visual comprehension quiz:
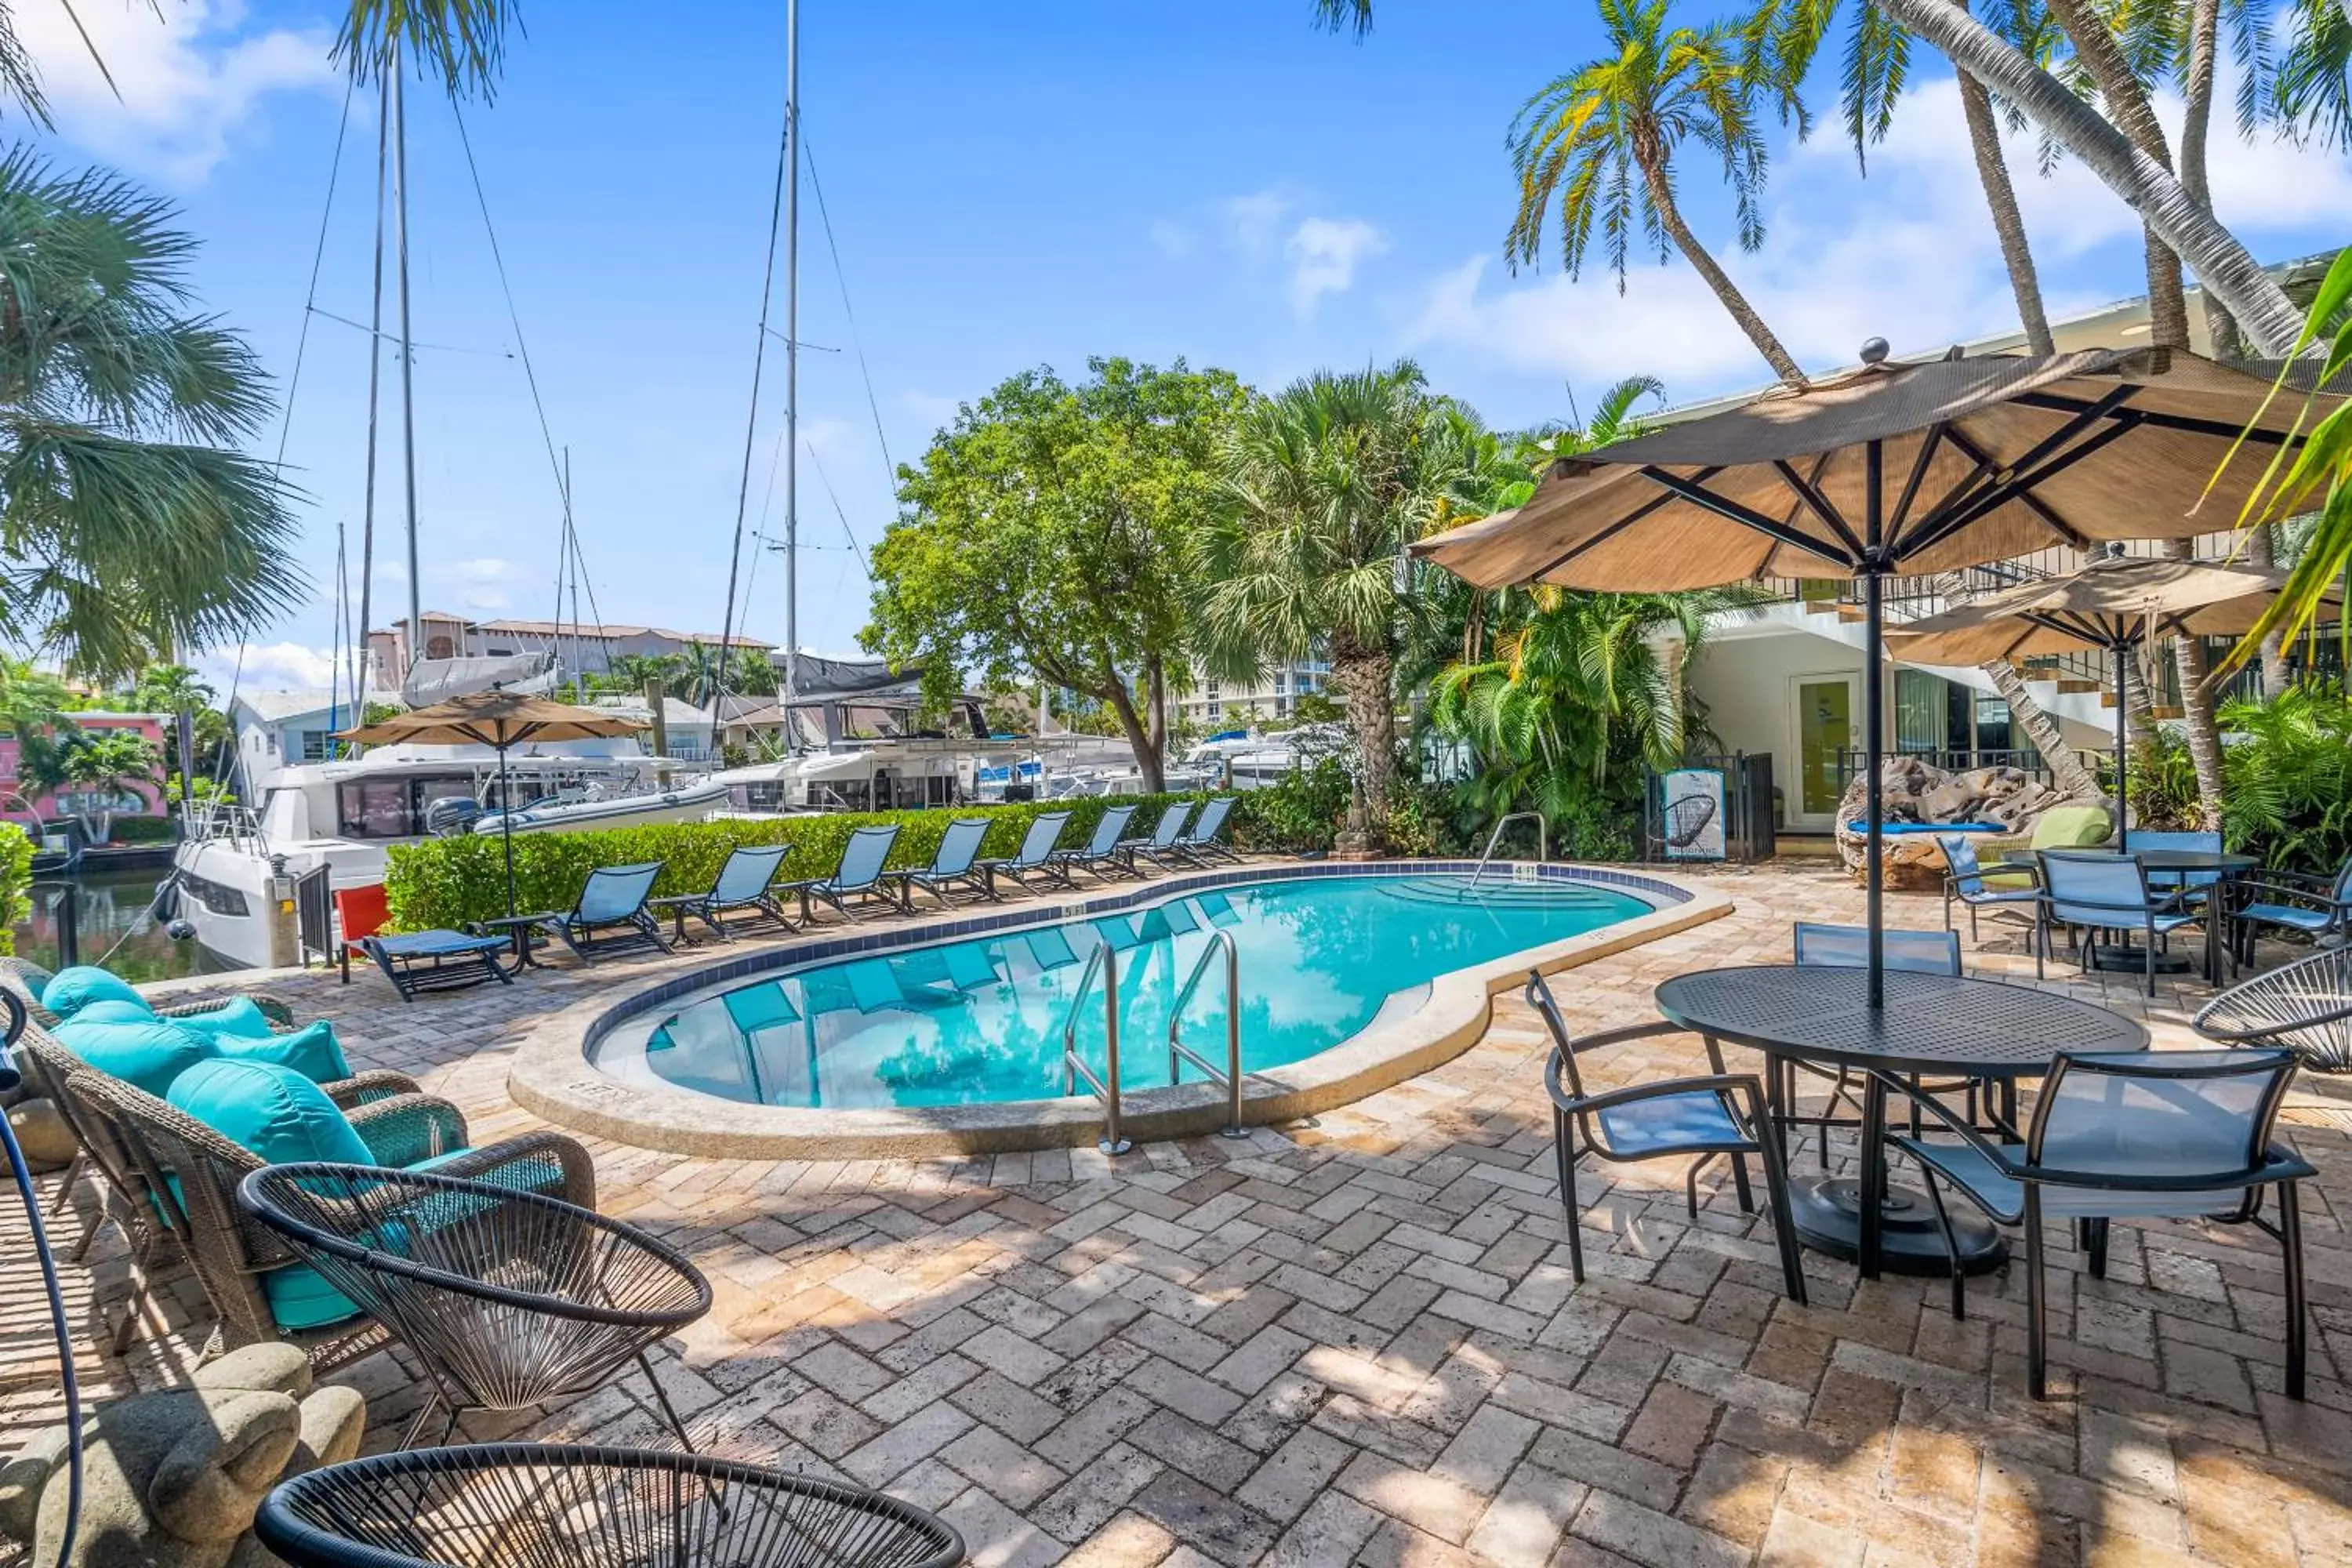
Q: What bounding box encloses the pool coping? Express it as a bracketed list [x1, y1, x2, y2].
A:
[507, 858, 1733, 1159]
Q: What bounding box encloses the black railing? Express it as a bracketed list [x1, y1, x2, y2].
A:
[1833, 747, 2096, 788]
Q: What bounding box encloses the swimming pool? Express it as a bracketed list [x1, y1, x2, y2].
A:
[590, 873, 1657, 1112]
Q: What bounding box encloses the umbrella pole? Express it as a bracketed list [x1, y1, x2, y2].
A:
[497, 743, 518, 920]
[2111, 643, 2130, 829]
[1864, 442, 1886, 1008]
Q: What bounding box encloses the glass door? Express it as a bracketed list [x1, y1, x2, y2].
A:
[1790, 674, 1860, 830]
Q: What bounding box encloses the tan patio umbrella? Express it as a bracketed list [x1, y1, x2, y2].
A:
[1886, 551, 2343, 810]
[1410, 344, 2345, 1004]
[338, 687, 644, 916]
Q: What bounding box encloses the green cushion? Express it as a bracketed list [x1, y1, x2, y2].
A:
[165, 1059, 373, 1168]
[2031, 807, 2112, 850]
[216, 1019, 351, 1085]
[41, 966, 147, 1019]
[52, 1013, 217, 1097]
[169, 996, 279, 1042]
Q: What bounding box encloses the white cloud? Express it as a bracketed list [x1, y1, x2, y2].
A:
[1287, 216, 1388, 317]
[1402, 68, 2352, 393]
[1222, 191, 1290, 259]
[195, 642, 345, 693]
[16, 0, 335, 182]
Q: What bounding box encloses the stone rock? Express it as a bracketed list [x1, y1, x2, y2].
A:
[0, 1341, 365, 1568]
[6, 1098, 78, 1171]
[1834, 755, 2106, 888]
[1919, 780, 1980, 822]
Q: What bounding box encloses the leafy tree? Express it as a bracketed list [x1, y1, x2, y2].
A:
[0, 151, 304, 677]
[45, 726, 161, 844]
[867, 358, 1246, 790]
[1200, 361, 1475, 843]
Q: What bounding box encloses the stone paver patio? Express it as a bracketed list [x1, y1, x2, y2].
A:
[9, 858, 2352, 1566]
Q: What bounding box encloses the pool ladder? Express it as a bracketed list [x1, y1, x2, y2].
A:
[1468, 811, 1548, 890]
[1060, 931, 1248, 1154]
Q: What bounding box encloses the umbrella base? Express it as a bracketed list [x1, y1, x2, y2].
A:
[2085, 937, 2194, 975]
[1788, 1175, 2009, 1276]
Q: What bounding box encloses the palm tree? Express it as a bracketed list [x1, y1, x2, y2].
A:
[48, 726, 160, 844]
[0, 152, 305, 679]
[132, 661, 214, 816]
[1200, 362, 1463, 846]
[1508, 0, 1807, 387]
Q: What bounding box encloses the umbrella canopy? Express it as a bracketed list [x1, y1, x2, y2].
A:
[1408, 345, 2343, 1006]
[336, 688, 644, 747]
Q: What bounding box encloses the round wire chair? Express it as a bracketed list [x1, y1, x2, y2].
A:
[239, 1163, 713, 1450]
[256, 1444, 966, 1568]
[2195, 946, 2352, 1072]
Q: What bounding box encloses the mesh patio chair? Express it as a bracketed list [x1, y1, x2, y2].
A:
[241, 1163, 713, 1450]
[255, 1444, 965, 1568]
[490, 861, 672, 964]
[1938, 833, 2039, 942]
[2227, 852, 2352, 965]
[1526, 971, 1807, 1303]
[2196, 947, 2352, 1073]
[891, 818, 997, 909]
[82, 1069, 593, 1374]
[1049, 804, 1138, 885]
[2122, 828, 2225, 901]
[978, 810, 1072, 895]
[1884, 1047, 2312, 1399]
[2038, 849, 2216, 996]
[1788, 922, 1971, 1164]
[783, 825, 908, 922]
[1173, 797, 1240, 865]
[1652, 793, 1718, 854]
[648, 844, 798, 942]
[1120, 802, 1196, 876]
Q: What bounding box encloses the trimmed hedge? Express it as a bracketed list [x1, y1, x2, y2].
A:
[384, 790, 1281, 932]
[100, 815, 183, 844]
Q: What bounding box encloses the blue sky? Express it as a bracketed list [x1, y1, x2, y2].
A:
[16, 0, 2350, 693]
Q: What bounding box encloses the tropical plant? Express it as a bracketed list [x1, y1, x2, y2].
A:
[45, 726, 161, 844]
[1199, 361, 1468, 844]
[0, 151, 305, 678]
[0, 819, 28, 956]
[1507, 0, 1806, 387]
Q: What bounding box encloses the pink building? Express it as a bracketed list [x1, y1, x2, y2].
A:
[0, 711, 171, 828]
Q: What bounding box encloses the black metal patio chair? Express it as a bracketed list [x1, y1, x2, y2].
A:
[240, 1163, 713, 1450]
[255, 1444, 966, 1568]
[2196, 946, 2352, 1073]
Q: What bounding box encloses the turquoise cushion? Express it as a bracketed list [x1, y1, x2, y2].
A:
[41, 966, 147, 1019]
[261, 1265, 365, 1333]
[52, 1014, 217, 1097]
[216, 1019, 350, 1085]
[169, 997, 278, 1042]
[72, 999, 163, 1025]
[165, 1059, 372, 1167]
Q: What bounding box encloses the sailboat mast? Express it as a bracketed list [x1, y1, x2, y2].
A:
[392, 45, 423, 664]
[782, 0, 800, 713]
[357, 69, 390, 699]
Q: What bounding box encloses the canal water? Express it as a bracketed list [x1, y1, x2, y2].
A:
[9, 863, 248, 982]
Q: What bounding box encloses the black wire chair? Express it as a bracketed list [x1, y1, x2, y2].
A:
[255, 1445, 966, 1568]
[239, 1164, 713, 1450]
[2195, 946, 2352, 1073]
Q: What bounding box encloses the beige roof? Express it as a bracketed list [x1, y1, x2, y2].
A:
[1886, 554, 2342, 664]
[1410, 348, 2345, 591]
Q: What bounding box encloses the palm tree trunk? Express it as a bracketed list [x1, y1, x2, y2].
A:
[2179, 0, 2241, 358]
[2242, 524, 2292, 694]
[2161, 539, 2227, 830]
[1330, 639, 1399, 843]
[1950, 7, 2056, 356]
[1636, 158, 1808, 388]
[1874, 0, 2306, 353]
[1983, 659, 2100, 797]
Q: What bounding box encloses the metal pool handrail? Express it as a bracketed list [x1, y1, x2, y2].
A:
[1469, 811, 1549, 889]
[1060, 943, 1132, 1155]
[1168, 931, 1246, 1139]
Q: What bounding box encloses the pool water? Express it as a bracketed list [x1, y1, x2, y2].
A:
[600, 873, 1653, 1111]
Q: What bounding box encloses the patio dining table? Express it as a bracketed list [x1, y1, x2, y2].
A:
[1653, 964, 2148, 1278]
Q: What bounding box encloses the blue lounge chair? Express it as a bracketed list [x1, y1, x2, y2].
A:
[648, 844, 797, 941]
[1886, 1047, 2308, 1399]
[2037, 849, 2214, 996]
[1050, 804, 1138, 885]
[495, 862, 671, 963]
[1174, 797, 1240, 865]
[978, 811, 1072, 897]
[1120, 802, 1196, 876]
[1938, 833, 2038, 942]
[891, 818, 996, 909]
[784, 825, 906, 921]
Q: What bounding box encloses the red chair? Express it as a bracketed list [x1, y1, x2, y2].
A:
[332, 885, 391, 982]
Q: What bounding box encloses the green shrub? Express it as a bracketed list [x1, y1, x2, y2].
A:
[1226, 758, 1352, 855]
[0, 822, 30, 956]
[100, 815, 181, 844]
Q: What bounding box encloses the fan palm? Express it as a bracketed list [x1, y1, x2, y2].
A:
[1509, 0, 1806, 387]
[1200, 361, 1463, 844]
[0, 151, 304, 678]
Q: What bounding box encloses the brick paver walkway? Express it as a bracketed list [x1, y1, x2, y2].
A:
[9, 859, 2351, 1566]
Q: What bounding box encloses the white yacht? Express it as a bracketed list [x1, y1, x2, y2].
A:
[706, 655, 1026, 814]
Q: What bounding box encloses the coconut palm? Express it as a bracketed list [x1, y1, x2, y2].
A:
[1200, 361, 1463, 846]
[47, 726, 159, 844]
[131, 661, 214, 811]
[0, 151, 305, 679]
[1506, 0, 1806, 387]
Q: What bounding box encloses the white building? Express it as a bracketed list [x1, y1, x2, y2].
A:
[227, 688, 397, 776]
[588, 695, 715, 761]
[1176, 658, 1337, 728]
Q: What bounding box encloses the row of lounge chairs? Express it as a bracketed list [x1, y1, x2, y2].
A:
[360, 800, 1241, 996]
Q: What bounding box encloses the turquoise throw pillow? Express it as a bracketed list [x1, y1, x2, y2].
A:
[40, 966, 147, 1019]
[216, 1019, 351, 1085]
[165, 1058, 372, 1168]
[71, 999, 162, 1025]
[169, 997, 279, 1042]
[52, 1014, 217, 1097]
